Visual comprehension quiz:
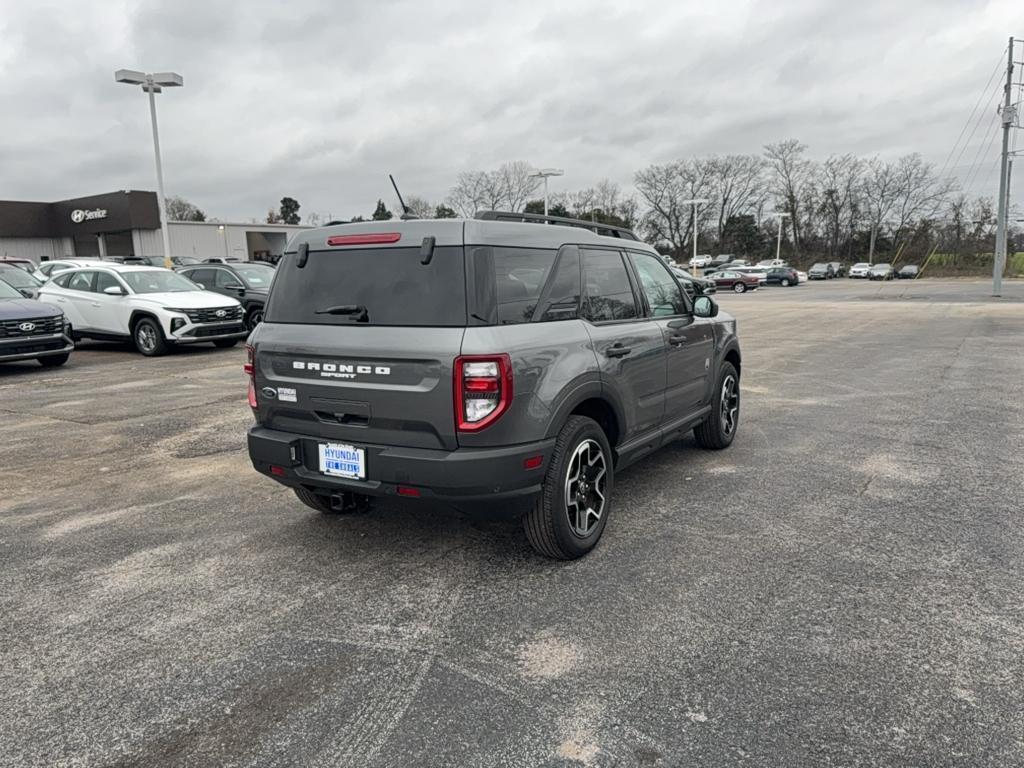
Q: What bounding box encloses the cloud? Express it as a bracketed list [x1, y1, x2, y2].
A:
[0, 0, 1019, 221]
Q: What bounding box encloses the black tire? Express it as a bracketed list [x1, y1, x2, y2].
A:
[293, 486, 371, 515]
[733, 282, 746, 293]
[38, 353, 69, 367]
[213, 338, 239, 348]
[524, 415, 613, 560]
[133, 317, 168, 356]
[246, 307, 264, 332]
[694, 362, 740, 450]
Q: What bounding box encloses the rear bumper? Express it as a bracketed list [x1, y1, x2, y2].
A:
[248, 425, 556, 502]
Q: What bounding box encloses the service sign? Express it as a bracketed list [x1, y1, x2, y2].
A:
[70, 208, 108, 224]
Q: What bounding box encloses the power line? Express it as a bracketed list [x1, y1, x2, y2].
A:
[936, 45, 1009, 183]
[962, 109, 1003, 193]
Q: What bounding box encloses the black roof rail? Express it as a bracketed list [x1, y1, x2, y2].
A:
[474, 210, 640, 241]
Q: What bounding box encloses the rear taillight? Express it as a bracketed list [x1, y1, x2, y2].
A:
[455, 354, 513, 432]
[245, 344, 257, 408]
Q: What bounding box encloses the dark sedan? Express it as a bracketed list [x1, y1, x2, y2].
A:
[764, 267, 800, 287]
[0, 278, 74, 367]
[896, 265, 920, 279]
[0, 264, 44, 298]
[711, 270, 760, 293]
[177, 262, 276, 330]
[808, 263, 833, 280]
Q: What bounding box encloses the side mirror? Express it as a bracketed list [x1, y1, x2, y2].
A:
[693, 296, 719, 318]
[103, 285, 126, 296]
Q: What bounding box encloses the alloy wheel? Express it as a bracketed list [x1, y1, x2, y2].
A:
[721, 374, 739, 437]
[136, 324, 157, 353]
[564, 439, 607, 537]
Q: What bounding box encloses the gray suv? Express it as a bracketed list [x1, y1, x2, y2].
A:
[246, 212, 742, 558]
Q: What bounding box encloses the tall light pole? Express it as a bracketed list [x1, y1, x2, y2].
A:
[773, 212, 791, 263]
[681, 198, 709, 265]
[115, 69, 183, 269]
[993, 37, 1016, 296]
[529, 168, 564, 216]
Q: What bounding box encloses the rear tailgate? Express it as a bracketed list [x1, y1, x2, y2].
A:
[256, 221, 468, 451]
[254, 324, 464, 450]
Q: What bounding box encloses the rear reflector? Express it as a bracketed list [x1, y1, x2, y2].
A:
[396, 486, 420, 497]
[326, 233, 402, 247]
[269, 465, 286, 477]
[523, 455, 544, 470]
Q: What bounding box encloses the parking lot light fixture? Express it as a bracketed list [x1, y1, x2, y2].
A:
[681, 199, 710, 266]
[772, 212, 791, 263]
[528, 168, 564, 216]
[115, 69, 183, 269]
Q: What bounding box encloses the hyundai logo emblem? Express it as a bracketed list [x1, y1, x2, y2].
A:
[19, 322, 36, 332]
[215, 309, 227, 318]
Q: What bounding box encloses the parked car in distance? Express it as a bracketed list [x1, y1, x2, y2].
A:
[756, 259, 786, 268]
[712, 269, 761, 293]
[689, 254, 713, 269]
[177, 261, 276, 330]
[203, 257, 243, 264]
[828, 262, 846, 277]
[796, 270, 808, 283]
[0, 257, 36, 273]
[868, 263, 894, 280]
[0, 278, 74, 367]
[37, 265, 247, 356]
[0, 264, 45, 298]
[33, 258, 106, 282]
[896, 264, 920, 279]
[848, 262, 872, 278]
[764, 267, 800, 287]
[671, 266, 717, 298]
[808, 262, 832, 280]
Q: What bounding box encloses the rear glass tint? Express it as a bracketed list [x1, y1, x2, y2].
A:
[264, 246, 466, 327]
[493, 248, 556, 324]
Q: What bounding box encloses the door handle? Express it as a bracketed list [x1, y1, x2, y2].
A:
[91, 302, 101, 307]
[669, 334, 687, 345]
[55, 297, 66, 303]
[605, 344, 632, 358]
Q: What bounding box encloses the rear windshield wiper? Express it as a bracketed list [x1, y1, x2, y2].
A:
[315, 304, 369, 321]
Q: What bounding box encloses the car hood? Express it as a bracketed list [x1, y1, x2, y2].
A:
[0, 297, 62, 320]
[132, 291, 242, 308]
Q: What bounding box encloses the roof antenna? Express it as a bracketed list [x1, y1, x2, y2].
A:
[389, 174, 417, 220]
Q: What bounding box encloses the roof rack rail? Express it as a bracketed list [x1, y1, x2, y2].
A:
[474, 210, 639, 241]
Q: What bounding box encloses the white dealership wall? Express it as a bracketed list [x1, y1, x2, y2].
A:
[0, 236, 74, 261]
[135, 222, 310, 261]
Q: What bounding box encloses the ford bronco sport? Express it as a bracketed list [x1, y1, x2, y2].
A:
[247, 211, 742, 559]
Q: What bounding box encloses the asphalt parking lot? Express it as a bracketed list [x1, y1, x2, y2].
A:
[2, 278, 1023, 767]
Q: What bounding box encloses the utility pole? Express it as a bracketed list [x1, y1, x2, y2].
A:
[994, 37, 1016, 297]
[681, 198, 709, 265]
[868, 223, 877, 265]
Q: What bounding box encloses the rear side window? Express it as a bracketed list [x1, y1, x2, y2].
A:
[581, 250, 638, 322]
[493, 247, 556, 324]
[264, 246, 466, 327]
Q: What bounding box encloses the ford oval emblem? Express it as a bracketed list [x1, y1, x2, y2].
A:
[261, 387, 277, 399]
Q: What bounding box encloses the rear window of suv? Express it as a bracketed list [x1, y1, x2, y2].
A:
[264, 246, 467, 327]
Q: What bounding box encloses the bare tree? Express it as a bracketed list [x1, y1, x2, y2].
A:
[890, 154, 955, 247]
[635, 159, 713, 258]
[497, 161, 541, 212]
[708, 155, 767, 241]
[816, 154, 863, 259]
[404, 195, 435, 218]
[166, 195, 206, 222]
[860, 157, 900, 262]
[447, 170, 503, 217]
[763, 139, 813, 253]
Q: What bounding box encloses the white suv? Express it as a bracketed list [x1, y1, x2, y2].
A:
[37, 264, 247, 356]
[33, 258, 107, 282]
[689, 254, 713, 268]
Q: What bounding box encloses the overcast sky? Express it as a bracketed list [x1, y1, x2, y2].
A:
[0, 0, 1021, 222]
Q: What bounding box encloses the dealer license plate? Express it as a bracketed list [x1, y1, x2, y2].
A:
[318, 442, 366, 479]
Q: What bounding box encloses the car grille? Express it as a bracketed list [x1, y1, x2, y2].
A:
[183, 306, 243, 324]
[0, 315, 63, 339]
[187, 325, 245, 338]
[0, 339, 67, 356]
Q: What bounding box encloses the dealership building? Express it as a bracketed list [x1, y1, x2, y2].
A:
[0, 190, 310, 263]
